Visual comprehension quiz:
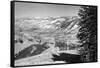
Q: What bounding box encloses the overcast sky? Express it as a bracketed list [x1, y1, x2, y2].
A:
[15, 2, 80, 18]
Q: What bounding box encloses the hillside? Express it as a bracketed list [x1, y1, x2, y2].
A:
[14, 16, 82, 66]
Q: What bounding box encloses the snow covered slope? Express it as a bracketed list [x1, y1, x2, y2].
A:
[14, 16, 81, 66]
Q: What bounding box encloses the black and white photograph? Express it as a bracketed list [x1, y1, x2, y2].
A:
[11, 1, 97, 67]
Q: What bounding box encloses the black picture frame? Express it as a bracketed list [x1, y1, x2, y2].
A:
[11, 1, 98, 67]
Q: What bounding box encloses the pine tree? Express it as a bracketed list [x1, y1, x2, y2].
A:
[77, 6, 97, 62]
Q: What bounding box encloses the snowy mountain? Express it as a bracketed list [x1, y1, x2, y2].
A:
[15, 16, 74, 30]
[14, 16, 82, 66]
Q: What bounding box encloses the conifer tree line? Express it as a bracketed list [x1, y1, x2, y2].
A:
[77, 6, 97, 62]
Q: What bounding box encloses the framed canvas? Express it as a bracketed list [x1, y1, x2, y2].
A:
[11, 1, 98, 67]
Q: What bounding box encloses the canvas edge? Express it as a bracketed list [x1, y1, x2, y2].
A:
[10, 1, 15, 67]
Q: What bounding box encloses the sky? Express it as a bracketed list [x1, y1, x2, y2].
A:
[15, 2, 81, 18]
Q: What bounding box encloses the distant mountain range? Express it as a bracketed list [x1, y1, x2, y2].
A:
[15, 16, 80, 31]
